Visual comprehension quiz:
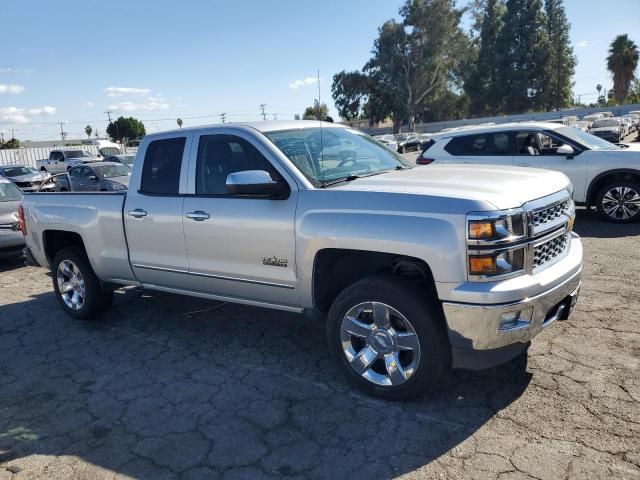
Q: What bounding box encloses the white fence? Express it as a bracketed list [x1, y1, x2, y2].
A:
[0, 145, 137, 168]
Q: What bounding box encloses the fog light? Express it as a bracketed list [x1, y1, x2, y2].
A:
[499, 308, 533, 331]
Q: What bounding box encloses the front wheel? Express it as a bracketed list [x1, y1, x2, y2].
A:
[595, 180, 640, 223]
[52, 247, 113, 320]
[327, 275, 450, 400]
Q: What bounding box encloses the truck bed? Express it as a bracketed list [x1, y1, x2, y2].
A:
[21, 192, 136, 283]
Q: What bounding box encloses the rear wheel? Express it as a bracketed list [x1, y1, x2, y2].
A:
[596, 180, 640, 223]
[52, 247, 113, 320]
[327, 275, 450, 400]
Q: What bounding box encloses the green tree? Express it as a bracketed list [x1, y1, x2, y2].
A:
[541, 0, 576, 111]
[607, 34, 639, 104]
[106, 116, 146, 143]
[84, 125, 93, 138]
[302, 100, 329, 120]
[465, 0, 506, 116]
[496, 0, 549, 113]
[400, 0, 470, 129]
[0, 138, 20, 149]
[331, 70, 369, 120]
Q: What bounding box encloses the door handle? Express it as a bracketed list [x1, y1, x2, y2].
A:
[185, 210, 211, 221]
[517, 162, 531, 167]
[127, 209, 147, 218]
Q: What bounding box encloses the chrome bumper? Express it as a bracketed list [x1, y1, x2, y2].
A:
[442, 267, 581, 352]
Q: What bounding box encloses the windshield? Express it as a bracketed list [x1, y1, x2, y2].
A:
[93, 164, 130, 178]
[555, 126, 620, 150]
[119, 155, 135, 166]
[592, 119, 621, 128]
[264, 127, 413, 187]
[100, 147, 120, 157]
[0, 182, 22, 202]
[1, 166, 37, 177]
[64, 150, 93, 158]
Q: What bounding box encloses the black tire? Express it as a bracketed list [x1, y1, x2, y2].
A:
[595, 179, 640, 223]
[52, 247, 113, 320]
[327, 275, 450, 400]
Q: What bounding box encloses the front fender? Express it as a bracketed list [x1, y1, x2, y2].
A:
[295, 209, 466, 308]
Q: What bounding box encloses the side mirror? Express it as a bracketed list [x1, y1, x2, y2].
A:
[557, 144, 574, 158]
[226, 170, 283, 196]
[88, 175, 98, 181]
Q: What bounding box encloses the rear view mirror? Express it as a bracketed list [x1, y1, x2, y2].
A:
[226, 170, 283, 196]
[557, 144, 574, 158]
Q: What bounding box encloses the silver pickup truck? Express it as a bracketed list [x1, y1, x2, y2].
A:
[21, 121, 582, 399]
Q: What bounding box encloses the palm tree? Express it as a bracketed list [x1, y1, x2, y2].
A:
[606, 34, 639, 104]
[84, 125, 93, 138]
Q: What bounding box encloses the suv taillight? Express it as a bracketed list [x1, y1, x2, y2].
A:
[18, 205, 26, 235]
[416, 156, 434, 165]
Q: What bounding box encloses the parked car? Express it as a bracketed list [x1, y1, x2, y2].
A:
[622, 114, 639, 133]
[416, 121, 640, 222]
[54, 162, 130, 192]
[574, 121, 591, 132]
[0, 177, 24, 258]
[601, 111, 614, 118]
[0, 165, 52, 192]
[620, 117, 633, 137]
[36, 149, 102, 173]
[581, 113, 605, 127]
[373, 135, 399, 152]
[394, 133, 421, 153]
[21, 120, 582, 400]
[590, 118, 624, 142]
[104, 154, 136, 169]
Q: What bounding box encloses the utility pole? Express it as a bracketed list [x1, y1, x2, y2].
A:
[105, 109, 119, 141]
[10, 129, 16, 140]
[272, 113, 278, 121]
[220, 113, 226, 124]
[260, 104, 267, 121]
[104, 110, 113, 123]
[58, 122, 66, 141]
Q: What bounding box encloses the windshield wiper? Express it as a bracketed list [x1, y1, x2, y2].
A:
[319, 168, 404, 188]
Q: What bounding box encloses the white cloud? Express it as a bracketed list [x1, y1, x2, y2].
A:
[575, 40, 589, 48]
[0, 84, 25, 94]
[104, 86, 151, 97]
[289, 77, 319, 89]
[83, 101, 94, 107]
[109, 97, 169, 112]
[0, 105, 57, 124]
[0, 68, 35, 73]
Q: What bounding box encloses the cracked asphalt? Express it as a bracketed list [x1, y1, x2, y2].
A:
[1, 208, 639, 479]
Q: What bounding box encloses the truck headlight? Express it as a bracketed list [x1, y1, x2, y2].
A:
[468, 211, 526, 243]
[469, 248, 525, 277]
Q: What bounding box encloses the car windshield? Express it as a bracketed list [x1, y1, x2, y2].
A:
[64, 150, 92, 158]
[118, 155, 134, 166]
[0, 182, 22, 202]
[264, 127, 413, 187]
[93, 164, 130, 178]
[592, 119, 620, 128]
[1, 166, 37, 176]
[555, 126, 620, 150]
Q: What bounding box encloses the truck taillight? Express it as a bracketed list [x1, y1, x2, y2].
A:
[18, 205, 27, 235]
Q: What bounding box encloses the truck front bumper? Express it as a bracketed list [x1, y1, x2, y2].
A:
[442, 233, 582, 369]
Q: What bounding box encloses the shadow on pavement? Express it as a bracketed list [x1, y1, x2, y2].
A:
[0, 286, 531, 479]
[0, 253, 25, 273]
[574, 207, 640, 239]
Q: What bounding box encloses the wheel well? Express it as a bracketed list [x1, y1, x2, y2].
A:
[587, 170, 640, 207]
[313, 249, 436, 312]
[43, 230, 85, 266]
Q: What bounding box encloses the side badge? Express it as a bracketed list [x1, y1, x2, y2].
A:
[262, 256, 288, 268]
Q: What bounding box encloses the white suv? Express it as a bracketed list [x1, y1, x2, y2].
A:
[417, 122, 640, 223]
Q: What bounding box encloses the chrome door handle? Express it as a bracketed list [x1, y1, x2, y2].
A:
[127, 209, 147, 218]
[185, 210, 211, 221]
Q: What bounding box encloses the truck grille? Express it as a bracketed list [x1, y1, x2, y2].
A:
[533, 234, 568, 269]
[532, 200, 572, 228]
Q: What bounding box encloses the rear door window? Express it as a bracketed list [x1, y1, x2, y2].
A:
[140, 137, 186, 194]
[444, 133, 512, 156]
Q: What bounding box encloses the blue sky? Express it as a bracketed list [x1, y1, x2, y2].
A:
[0, 0, 638, 141]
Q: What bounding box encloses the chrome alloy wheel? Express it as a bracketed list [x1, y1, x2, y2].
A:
[57, 259, 86, 311]
[340, 302, 421, 387]
[602, 186, 640, 220]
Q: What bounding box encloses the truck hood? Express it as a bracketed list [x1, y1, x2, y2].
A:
[333, 164, 571, 210]
[8, 171, 50, 183]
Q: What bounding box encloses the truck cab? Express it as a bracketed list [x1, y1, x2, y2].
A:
[37, 149, 101, 173]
